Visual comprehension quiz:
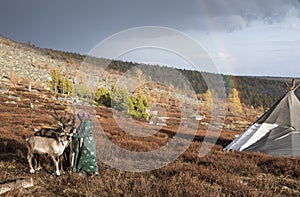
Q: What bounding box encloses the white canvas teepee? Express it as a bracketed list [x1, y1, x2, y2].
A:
[224, 81, 300, 156]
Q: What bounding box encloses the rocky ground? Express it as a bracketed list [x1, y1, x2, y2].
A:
[0, 36, 67, 88]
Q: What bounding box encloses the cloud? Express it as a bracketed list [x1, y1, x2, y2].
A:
[2, 0, 300, 35]
[111, 0, 300, 33]
[211, 15, 247, 32]
[289, 22, 300, 29]
[267, 40, 300, 47]
[198, 0, 300, 32]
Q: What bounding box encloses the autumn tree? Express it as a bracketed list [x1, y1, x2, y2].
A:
[228, 88, 243, 114]
[203, 89, 213, 111]
[22, 76, 32, 91]
[48, 68, 74, 95]
[10, 71, 19, 88]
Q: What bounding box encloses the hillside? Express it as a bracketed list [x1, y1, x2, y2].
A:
[1, 34, 298, 109]
[0, 35, 300, 196]
[0, 82, 299, 196]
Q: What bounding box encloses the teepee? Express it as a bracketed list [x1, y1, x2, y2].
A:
[224, 79, 300, 156]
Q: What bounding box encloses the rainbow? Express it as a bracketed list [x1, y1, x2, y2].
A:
[197, 0, 237, 93]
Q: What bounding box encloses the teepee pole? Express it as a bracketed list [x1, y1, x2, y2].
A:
[286, 79, 299, 91]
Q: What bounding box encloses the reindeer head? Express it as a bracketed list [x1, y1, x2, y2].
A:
[53, 110, 75, 133]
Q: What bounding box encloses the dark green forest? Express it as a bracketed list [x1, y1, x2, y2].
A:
[105, 60, 299, 109]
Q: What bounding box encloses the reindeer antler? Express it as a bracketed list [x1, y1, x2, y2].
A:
[53, 110, 59, 121]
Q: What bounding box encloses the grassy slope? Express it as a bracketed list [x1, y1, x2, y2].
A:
[0, 85, 299, 197]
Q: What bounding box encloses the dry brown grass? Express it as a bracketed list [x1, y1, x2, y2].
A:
[0, 84, 299, 196]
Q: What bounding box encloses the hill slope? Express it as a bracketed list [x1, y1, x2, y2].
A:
[0, 35, 299, 196]
[1, 34, 298, 109]
[0, 84, 299, 196]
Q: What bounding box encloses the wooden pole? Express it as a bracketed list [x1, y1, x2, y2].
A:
[0, 178, 33, 195]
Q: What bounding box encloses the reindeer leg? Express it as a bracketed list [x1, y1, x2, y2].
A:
[50, 155, 60, 176]
[33, 154, 37, 170]
[59, 155, 65, 173]
[70, 152, 75, 168]
[27, 152, 35, 173]
[35, 154, 42, 171]
[65, 146, 73, 170]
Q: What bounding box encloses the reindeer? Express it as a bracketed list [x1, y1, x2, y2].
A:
[26, 133, 73, 176]
[32, 110, 76, 173]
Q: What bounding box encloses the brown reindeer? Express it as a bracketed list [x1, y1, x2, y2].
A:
[26, 133, 73, 176]
[31, 110, 76, 173]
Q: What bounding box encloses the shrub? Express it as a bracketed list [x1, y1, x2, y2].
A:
[111, 86, 130, 112]
[21, 77, 32, 91]
[94, 86, 149, 119]
[10, 71, 19, 87]
[95, 87, 111, 107]
[129, 95, 149, 119]
[76, 83, 92, 99]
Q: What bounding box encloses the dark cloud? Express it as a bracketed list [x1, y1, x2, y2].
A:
[100, 0, 300, 32]
[199, 0, 300, 31]
[0, 0, 300, 53]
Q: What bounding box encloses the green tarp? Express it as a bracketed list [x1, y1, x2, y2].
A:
[73, 120, 99, 173]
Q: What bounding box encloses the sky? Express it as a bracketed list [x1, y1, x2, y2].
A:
[1, 0, 300, 77]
